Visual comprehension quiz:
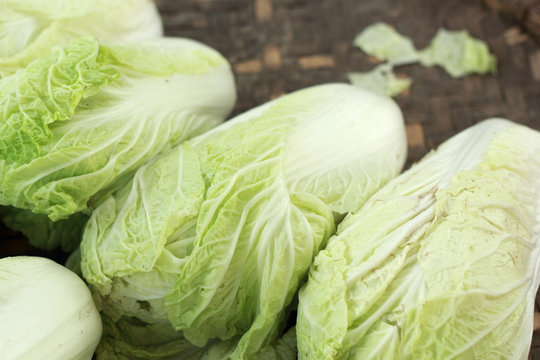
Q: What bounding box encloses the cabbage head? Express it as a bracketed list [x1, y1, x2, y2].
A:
[81, 83, 407, 359]
[297, 119, 540, 359]
[0, 36, 236, 221]
[0, 0, 162, 77]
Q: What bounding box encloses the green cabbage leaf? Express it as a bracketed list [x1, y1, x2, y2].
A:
[0, 0, 162, 77]
[348, 64, 412, 97]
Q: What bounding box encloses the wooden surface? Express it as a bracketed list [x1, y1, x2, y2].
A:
[2, 0, 540, 357]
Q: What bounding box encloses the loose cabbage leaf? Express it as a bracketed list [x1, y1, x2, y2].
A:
[81, 83, 407, 359]
[348, 64, 412, 97]
[96, 314, 296, 360]
[352, 22, 419, 65]
[0, 36, 236, 221]
[0, 0, 162, 77]
[297, 119, 540, 359]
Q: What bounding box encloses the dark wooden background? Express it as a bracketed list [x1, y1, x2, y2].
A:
[2, 0, 540, 357]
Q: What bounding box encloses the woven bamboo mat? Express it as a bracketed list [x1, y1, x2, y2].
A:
[1, 0, 540, 357]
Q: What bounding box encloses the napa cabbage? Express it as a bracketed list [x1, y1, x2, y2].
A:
[297, 119, 540, 360]
[0, 0, 162, 77]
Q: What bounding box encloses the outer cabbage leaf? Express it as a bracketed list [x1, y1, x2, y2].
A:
[297, 119, 540, 359]
[81, 83, 407, 359]
[0, 36, 236, 221]
[0, 0, 162, 77]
